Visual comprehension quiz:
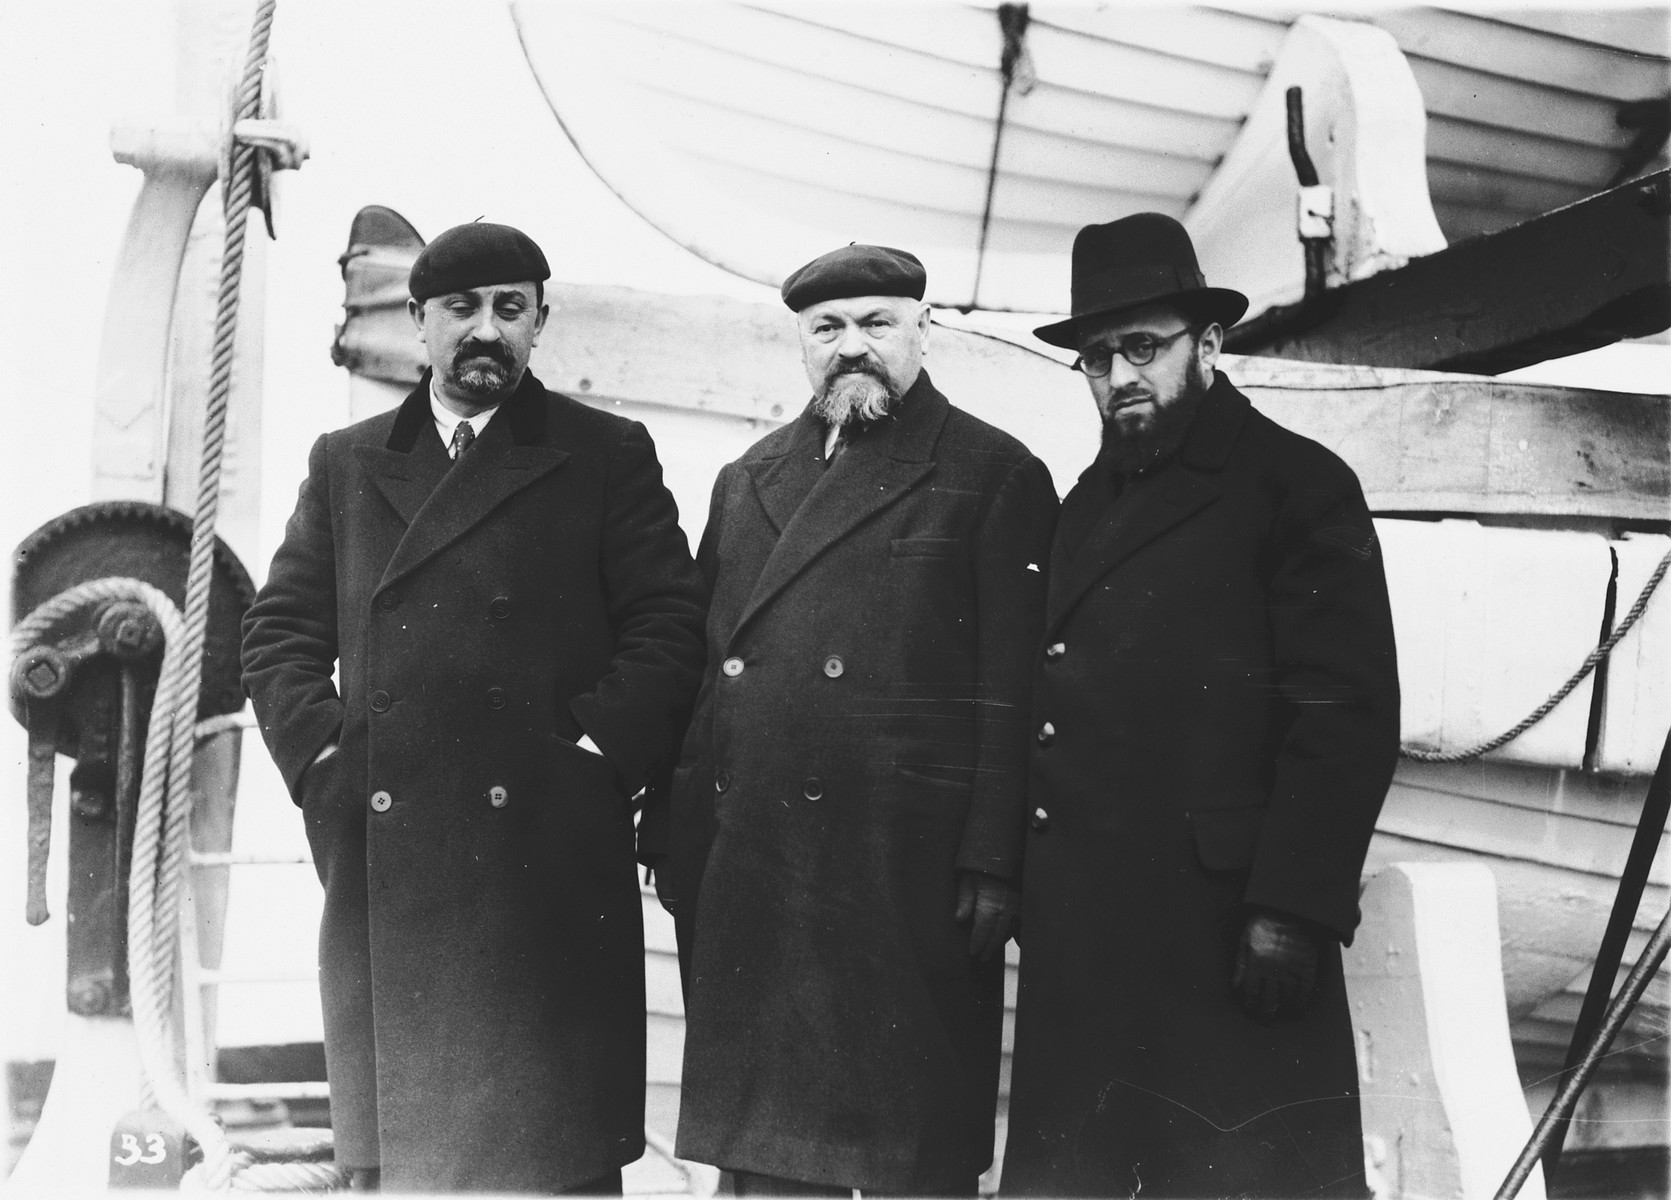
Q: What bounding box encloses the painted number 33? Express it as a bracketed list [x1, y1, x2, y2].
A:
[114, 1133, 167, 1165]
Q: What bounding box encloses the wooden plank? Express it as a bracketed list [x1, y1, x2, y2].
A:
[1226, 170, 1671, 375]
[1426, 114, 1618, 190]
[1406, 55, 1638, 147]
[1485, 8, 1671, 57]
[1023, 21, 1264, 119]
[337, 248, 1670, 521]
[1232, 358, 1671, 520]
[1425, 159, 1592, 220]
[1031, 5, 1290, 75]
[592, 4, 1001, 114]
[1375, 781, 1671, 886]
[1011, 88, 1240, 161]
[1371, 8, 1671, 102]
[1389, 759, 1653, 828]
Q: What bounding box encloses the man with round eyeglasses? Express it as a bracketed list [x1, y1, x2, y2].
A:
[1001, 214, 1401, 1198]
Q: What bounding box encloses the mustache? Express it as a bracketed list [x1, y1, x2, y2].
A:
[824, 358, 885, 383]
[1106, 386, 1153, 410]
[455, 340, 512, 366]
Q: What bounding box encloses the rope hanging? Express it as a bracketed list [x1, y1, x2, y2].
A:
[12, 579, 239, 1182]
[1403, 545, 1671, 764]
[18, 1, 314, 1190]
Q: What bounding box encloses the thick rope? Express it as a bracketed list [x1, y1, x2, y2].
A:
[162, 0, 277, 1006]
[182, 1156, 345, 1192]
[12, 578, 234, 1175]
[1403, 546, 1671, 763]
[95, 0, 283, 1188]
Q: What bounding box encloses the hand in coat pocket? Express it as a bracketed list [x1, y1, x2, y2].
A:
[296, 738, 341, 808]
[954, 870, 1019, 961]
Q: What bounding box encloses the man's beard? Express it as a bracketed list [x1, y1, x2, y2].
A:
[447, 341, 516, 397]
[811, 364, 900, 427]
[1100, 362, 1211, 474]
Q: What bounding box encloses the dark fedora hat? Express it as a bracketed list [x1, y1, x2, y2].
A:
[1033, 213, 1248, 349]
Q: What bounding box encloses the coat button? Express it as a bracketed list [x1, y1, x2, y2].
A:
[823, 655, 844, 678]
[377, 592, 400, 611]
[370, 690, 391, 713]
[1045, 641, 1065, 660]
[714, 769, 731, 794]
[803, 777, 824, 801]
[1036, 721, 1056, 747]
[722, 656, 745, 677]
[489, 596, 512, 619]
[485, 687, 507, 710]
[370, 790, 392, 812]
[488, 785, 509, 808]
[1030, 806, 1050, 833]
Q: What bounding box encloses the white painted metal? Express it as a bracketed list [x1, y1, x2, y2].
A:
[4, 1017, 149, 1192]
[89, 126, 217, 502]
[1190, 15, 1447, 318]
[1345, 863, 1547, 1200]
[1375, 520, 1612, 770]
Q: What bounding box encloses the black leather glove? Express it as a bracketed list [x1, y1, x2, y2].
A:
[1231, 909, 1322, 1021]
[954, 870, 1020, 961]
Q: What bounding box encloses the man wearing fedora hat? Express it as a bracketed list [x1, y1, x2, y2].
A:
[1001, 214, 1400, 1198]
[652, 244, 1057, 1196]
[242, 221, 707, 1192]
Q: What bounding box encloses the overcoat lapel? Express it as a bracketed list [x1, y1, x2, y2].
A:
[746, 414, 828, 535]
[1045, 374, 1251, 633]
[360, 373, 569, 593]
[731, 375, 948, 640]
[1045, 469, 1218, 631]
[357, 380, 451, 526]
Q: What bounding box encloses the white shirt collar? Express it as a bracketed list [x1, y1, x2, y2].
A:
[429, 376, 500, 450]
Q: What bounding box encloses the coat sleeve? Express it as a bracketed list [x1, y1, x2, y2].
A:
[570, 420, 709, 797]
[636, 463, 729, 867]
[1244, 454, 1401, 943]
[955, 455, 1059, 880]
[241, 433, 346, 801]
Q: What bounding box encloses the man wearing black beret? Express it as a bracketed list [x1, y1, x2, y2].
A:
[242, 221, 707, 1192]
[651, 243, 1058, 1195]
[1000, 214, 1400, 1197]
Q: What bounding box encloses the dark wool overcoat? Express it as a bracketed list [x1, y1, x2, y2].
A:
[1002, 374, 1400, 1200]
[240, 371, 706, 1193]
[659, 373, 1057, 1193]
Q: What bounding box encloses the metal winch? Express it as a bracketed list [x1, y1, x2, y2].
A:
[10, 500, 253, 1017]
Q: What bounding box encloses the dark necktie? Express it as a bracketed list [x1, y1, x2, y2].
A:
[449, 420, 476, 461]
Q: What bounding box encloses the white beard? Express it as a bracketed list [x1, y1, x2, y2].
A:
[812, 372, 897, 426]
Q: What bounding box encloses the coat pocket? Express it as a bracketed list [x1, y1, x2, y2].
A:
[548, 734, 622, 797]
[1186, 804, 1267, 872]
[297, 742, 345, 810]
[890, 536, 960, 558]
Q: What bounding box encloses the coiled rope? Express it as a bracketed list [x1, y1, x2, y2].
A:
[1402, 545, 1671, 764]
[11, 579, 238, 1182]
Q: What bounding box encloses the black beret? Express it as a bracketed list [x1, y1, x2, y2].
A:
[781, 244, 927, 311]
[409, 222, 550, 302]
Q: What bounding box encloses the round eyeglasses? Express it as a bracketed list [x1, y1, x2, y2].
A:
[1072, 327, 1193, 377]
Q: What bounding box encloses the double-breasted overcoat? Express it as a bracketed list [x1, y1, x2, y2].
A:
[241, 371, 706, 1192]
[1002, 374, 1400, 1199]
[658, 373, 1057, 1193]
